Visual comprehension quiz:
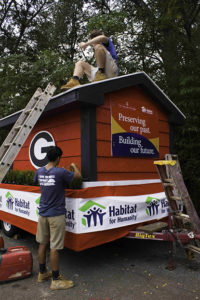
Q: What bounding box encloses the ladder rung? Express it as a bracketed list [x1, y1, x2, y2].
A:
[176, 213, 190, 219]
[163, 183, 176, 187]
[174, 215, 191, 222]
[179, 213, 190, 219]
[164, 178, 173, 183]
[24, 109, 33, 114]
[26, 107, 40, 113]
[0, 161, 11, 166]
[4, 143, 20, 147]
[185, 244, 200, 254]
[14, 125, 22, 130]
[170, 196, 182, 201]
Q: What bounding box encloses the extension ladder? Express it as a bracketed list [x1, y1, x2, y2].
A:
[0, 83, 56, 183]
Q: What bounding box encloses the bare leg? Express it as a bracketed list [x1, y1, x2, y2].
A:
[50, 249, 59, 271]
[61, 53, 104, 90]
[73, 45, 106, 78]
[94, 44, 107, 68]
[38, 243, 48, 264]
[73, 61, 92, 79]
[37, 243, 52, 282]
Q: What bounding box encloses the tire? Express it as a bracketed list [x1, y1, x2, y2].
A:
[1, 221, 18, 237]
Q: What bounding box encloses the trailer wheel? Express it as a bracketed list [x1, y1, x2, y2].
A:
[1, 221, 18, 237]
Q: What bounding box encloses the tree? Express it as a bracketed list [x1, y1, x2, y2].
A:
[0, 0, 200, 211]
[120, 0, 200, 209]
[0, 0, 88, 118]
[0, 0, 54, 55]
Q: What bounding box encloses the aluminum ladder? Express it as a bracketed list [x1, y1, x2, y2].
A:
[0, 83, 56, 183]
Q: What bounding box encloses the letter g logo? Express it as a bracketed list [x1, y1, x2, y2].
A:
[29, 131, 55, 169]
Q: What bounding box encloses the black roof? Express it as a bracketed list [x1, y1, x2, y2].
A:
[0, 72, 185, 128]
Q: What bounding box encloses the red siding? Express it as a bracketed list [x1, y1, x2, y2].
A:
[13, 109, 81, 171]
[96, 86, 170, 181]
[13, 85, 170, 182]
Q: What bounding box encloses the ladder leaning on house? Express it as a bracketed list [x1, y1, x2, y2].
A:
[127, 154, 200, 269]
[0, 83, 56, 183]
[154, 154, 200, 235]
[154, 154, 200, 255]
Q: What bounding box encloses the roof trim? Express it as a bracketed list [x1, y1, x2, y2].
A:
[0, 72, 185, 128]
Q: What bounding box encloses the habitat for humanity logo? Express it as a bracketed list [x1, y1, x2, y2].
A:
[6, 192, 14, 210]
[5, 191, 30, 217]
[79, 200, 106, 227]
[145, 196, 160, 216]
[35, 196, 41, 216]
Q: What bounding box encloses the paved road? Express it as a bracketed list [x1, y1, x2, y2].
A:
[0, 229, 200, 300]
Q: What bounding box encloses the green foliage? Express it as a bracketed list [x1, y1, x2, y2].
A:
[174, 70, 200, 211]
[0, 50, 75, 118]
[119, 0, 200, 212]
[2, 169, 82, 189]
[0, 0, 200, 210]
[0, 0, 55, 56]
[87, 11, 127, 36]
[3, 170, 35, 186]
[0, 129, 10, 146]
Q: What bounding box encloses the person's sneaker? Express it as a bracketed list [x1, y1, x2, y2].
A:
[37, 270, 52, 283]
[61, 78, 80, 90]
[50, 275, 74, 290]
[93, 70, 107, 82]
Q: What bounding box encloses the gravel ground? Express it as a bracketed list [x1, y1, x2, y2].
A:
[0, 229, 200, 300]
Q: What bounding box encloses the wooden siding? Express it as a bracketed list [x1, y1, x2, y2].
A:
[13, 108, 81, 171]
[13, 85, 170, 182]
[96, 86, 170, 181]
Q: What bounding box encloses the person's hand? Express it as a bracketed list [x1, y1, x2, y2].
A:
[79, 42, 87, 50]
[70, 163, 82, 184]
[70, 163, 76, 172]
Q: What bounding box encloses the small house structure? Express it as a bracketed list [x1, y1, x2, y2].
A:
[0, 72, 185, 251]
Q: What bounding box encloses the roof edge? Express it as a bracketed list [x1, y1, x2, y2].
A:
[0, 72, 186, 129]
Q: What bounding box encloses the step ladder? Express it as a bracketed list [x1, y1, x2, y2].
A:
[0, 83, 56, 183]
[154, 154, 200, 234]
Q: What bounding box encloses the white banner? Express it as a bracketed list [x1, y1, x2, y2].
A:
[0, 189, 40, 221]
[67, 192, 169, 233]
[0, 188, 169, 234]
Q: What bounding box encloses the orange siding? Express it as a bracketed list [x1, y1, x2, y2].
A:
[97, 172, 159, 181]
[97, 157, 157, 172]
[13, 85, 170, 181]
[96, 86, 170, 181]
[22, 110, 81, 148]
[0, 210, 37, 235]
[13, 108, 81, 171]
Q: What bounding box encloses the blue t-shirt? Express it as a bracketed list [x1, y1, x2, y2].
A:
[34, 167, 74, 217]
[103, 37, 119, 73]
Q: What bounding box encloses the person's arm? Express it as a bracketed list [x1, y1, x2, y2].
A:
[70, 163, 82, 181]
[79, 35, 108, 50]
